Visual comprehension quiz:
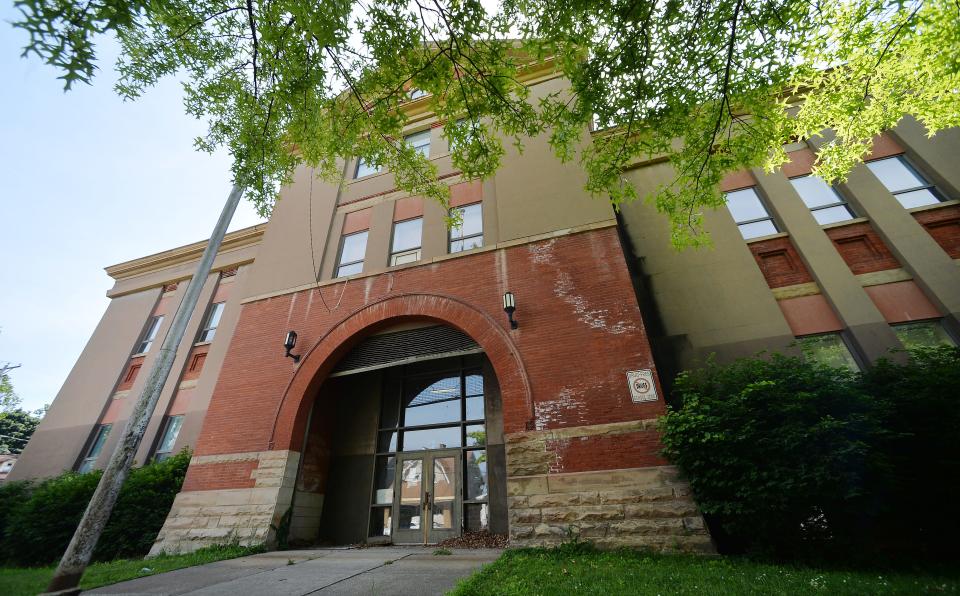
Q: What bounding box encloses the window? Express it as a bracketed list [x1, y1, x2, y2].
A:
[789, 175, 856, 225]
[337, 231, 368, 277]
[796, 333, 860, 371]
[449, 203, 483, 253]
[355, 158, 381, 179]
[197, 302, 225, 343]
[405, 130, 431, 158]
[136, 315, 164, 354]
[725, 187, 779, 239]
[866, 156, 944, 208]
[77, 424, 111, 473]
[408, 88, 429, 100]
[370, 359, 487, 537]
[892, 320, 956, 350]
[390, 218, 423, 266]
[154, 415, 184, 462]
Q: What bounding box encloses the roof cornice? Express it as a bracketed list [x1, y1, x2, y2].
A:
[104, 224, 266, 281]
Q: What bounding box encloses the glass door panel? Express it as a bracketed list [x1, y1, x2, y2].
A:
[432, 456, 456, 529]
[392, 456, 425, 544]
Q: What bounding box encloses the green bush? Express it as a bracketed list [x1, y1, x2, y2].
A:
[660, 346, 960, 561]
[0, 449, 190, 566]
[860, 346, 960, 558]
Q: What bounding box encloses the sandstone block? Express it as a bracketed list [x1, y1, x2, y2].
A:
[510, 524, 535, 539]
[575, 505, 624, 521]
[510, 508, 542, 524]
[507, 495, 529, 508]
[624, 501, 699, 519]
[683, 516, 706, 533]
[533, 523, 568, 538]
[609, 518, 684, 536]
[507, 476, 548, 496]
[540, 507, 578, 523]
[528, 492, 579, 508]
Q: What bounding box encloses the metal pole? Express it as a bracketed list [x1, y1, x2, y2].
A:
[45, 184, 244, 594]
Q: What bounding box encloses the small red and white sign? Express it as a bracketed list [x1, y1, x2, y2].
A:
[626, 369, 658, 403]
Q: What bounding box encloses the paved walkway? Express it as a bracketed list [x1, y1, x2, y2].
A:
[85, 547, 501, 596]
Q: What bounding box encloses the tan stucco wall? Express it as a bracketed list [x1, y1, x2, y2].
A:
[619, 162, 795, 369]
[9, 288, 161, 480]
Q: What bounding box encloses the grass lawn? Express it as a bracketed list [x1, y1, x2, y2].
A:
[450, 546, 960, 595]
[0, 544, 263, 596]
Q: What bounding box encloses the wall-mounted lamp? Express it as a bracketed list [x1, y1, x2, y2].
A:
[503, 291, 518, 329]
[283, 331, 301, 363]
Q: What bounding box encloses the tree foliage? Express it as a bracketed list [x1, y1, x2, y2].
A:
[11, 0, 960, 246]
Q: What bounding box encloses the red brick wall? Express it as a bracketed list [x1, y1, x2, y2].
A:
[182, 460, 257, 491]
[189, 227, 663, 488]
[549, 429, 667, 474]
[825, 222, 901, 274]
[748, 236, 814, 288]
[913, 205, 960, 259]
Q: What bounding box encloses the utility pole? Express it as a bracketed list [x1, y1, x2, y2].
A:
[45, 184, 244, 594]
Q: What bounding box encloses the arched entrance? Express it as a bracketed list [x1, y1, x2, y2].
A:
[270, 294, 524, 545]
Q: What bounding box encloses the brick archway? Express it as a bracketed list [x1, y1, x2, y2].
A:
[267, 292, 533, 453]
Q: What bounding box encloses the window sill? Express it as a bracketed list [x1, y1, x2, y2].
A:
[908, 199, 959, 214]
[130, 352, 148, 359]
[744, 231, 789, 244]
[193, 341, 212, 348]
[820, 216, 869, 230]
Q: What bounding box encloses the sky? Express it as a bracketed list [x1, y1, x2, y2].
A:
[0, 7, 266, 413]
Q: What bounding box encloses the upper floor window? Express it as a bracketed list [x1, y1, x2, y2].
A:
[789, 175, 856, 225]
[866, 156, 944, 209]
[725, 187, 778, 240]
[136, 315, 164, 355]
[892, 320, 956, 350]
[77, 424, 111, 473]
[355, 158, 382, 179]
[197, 302, 225, 343]
[408, 88, 429, 100]
[796, 333, 860, 371]
[450, 203, 483, 253]
[391, 218, 423, 266]
[154, 415, 184, 462]
[405, 130, 431, 158]
[337, 230, 368, 277]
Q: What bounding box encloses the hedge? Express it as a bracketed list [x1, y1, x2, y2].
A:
[660, 346, 960, 562]
[0, 449, 190, 566]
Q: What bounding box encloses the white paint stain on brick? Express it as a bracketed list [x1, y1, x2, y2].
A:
[534, 387, 589, 431]
[553, 272, 636, 335]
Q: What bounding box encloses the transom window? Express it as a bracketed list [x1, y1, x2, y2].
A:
[390, 218, 423, 266]
[789, 175, 856, 225]
[866, 156, 944, 209]
[77, 424, 111, 473]
[405, 130, 431, 158]
[154, 415, 184, 462]
[449, 203, 483, 253]
[337, 231, 368, 277]
[136, 315, 164, 355]
[796, 333, 860, 371]
[197, 302, 225, 343]
[370, 361, 488, 537]
[892, 320, 956, 350]
[725, 187, 779, 240]
[355, 158, 382, 179]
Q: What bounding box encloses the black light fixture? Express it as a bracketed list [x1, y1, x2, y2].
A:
[502, 291, 518, 329]
[283, 331, 301, 363]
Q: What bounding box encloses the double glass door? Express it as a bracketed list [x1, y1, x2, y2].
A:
[393, 450, 460, 544]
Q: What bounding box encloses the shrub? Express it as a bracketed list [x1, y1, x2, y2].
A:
[660, 353, 882, 558]
[860, 346, 960, 558]
[661, 346, 960, 562]
[0, 449, 190, 566]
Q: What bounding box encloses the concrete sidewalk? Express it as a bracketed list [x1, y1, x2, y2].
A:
[84, 547, 501, 596]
